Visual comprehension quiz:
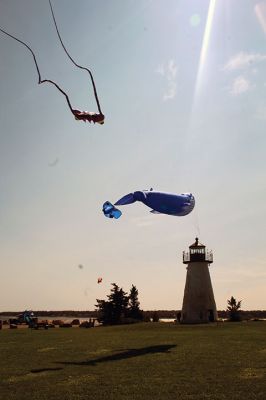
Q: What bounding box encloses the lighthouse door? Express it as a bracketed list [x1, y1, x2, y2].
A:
[208, 309, 214, 322]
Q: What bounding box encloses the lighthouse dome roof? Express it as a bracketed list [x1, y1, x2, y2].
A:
[189, 237, 205, 248]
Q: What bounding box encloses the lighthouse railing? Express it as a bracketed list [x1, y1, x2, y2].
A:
[183, 251, 190, 262]
[206, 251, 213, 263]
[183, 250, 213, 263]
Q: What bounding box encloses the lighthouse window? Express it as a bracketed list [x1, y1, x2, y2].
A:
[190, 248, 205, 255]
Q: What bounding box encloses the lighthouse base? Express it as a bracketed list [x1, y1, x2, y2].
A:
[181, 261, 218, 324]
[181, 308, 217, 324]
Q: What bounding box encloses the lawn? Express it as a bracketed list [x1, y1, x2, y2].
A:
[0, 322, 265, 399]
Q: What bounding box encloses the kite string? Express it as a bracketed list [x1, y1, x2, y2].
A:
[0, 27, 74, 114]
[0, 28, 41, 83]
[192, 206, 201, 237]
[48, 0, 103, 115]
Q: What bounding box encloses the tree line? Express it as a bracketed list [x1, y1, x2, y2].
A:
[95, 283, 143, 325]
[1, 293, 265, 322]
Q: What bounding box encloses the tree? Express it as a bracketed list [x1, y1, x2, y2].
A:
[95, 299, 114, 325]
[227, 296, 242, 322]
[95, 283, 143, 325]
[96, 283, 128, 325]
[128, 285, 143, 321]
[107, 283, 129, 324]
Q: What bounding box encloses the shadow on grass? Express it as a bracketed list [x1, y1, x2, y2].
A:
[31, 367, 63, 373]
[56, 344, 176, 366]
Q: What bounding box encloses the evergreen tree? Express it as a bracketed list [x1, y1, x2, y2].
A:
[96, 283, 128, 325]
[95, 299, 114, 325]
[107, 283, 128, 324]
[128, 285, 143, 320]
[227, 296, 242, 321]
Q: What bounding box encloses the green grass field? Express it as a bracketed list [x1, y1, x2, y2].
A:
[0, 322, 265, 400]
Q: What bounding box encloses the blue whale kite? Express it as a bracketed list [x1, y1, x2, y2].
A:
[102, 190, 195, 219]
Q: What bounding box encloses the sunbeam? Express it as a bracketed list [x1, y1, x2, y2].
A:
[184, 0, 217, 149]
[255, 1, 266, 34]
[193, 0, 217, 103]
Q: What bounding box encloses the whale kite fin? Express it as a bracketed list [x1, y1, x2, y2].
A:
[150, 210, 162, 214]
[102, 201, 122, 219]
[115, 193, 136, 206]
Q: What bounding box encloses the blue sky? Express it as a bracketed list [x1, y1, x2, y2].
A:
[0, 0, 266, 311]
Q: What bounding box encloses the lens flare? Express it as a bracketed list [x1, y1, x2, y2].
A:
[190, 14, 201, 27]
[255, 1, 266, 34]
[185, 0, 217, 148]
[194, 0, 217, 100]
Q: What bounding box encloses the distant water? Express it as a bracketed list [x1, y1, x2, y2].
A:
[159, 318, 176, 322]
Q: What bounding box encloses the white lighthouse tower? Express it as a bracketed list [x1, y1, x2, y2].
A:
[181, 238, 218, 324]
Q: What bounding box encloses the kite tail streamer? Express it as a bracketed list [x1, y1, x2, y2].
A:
[48, 0, 103, 115]
[0, 27, 74, 114]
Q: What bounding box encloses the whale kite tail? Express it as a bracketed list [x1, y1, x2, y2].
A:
[114, 193, 136, 206]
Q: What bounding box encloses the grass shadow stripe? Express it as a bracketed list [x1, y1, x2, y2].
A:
[56, 344, 177, 366]
[30, 367, 63, 374]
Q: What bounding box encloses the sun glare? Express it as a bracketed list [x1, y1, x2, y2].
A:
[194, 0, 217, 102]
[190, 14, 201, 27]
[255, 1, 266, 34]
[184, 0, 217, 147]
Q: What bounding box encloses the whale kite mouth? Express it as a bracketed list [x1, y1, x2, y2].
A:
[102, 201, 122, 219]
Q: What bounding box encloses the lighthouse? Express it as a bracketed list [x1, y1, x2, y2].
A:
[181, 238, 218, 324]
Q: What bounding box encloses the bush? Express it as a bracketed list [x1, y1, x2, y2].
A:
[59, 323, 72, 328]
[152, 312, 159, 322]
